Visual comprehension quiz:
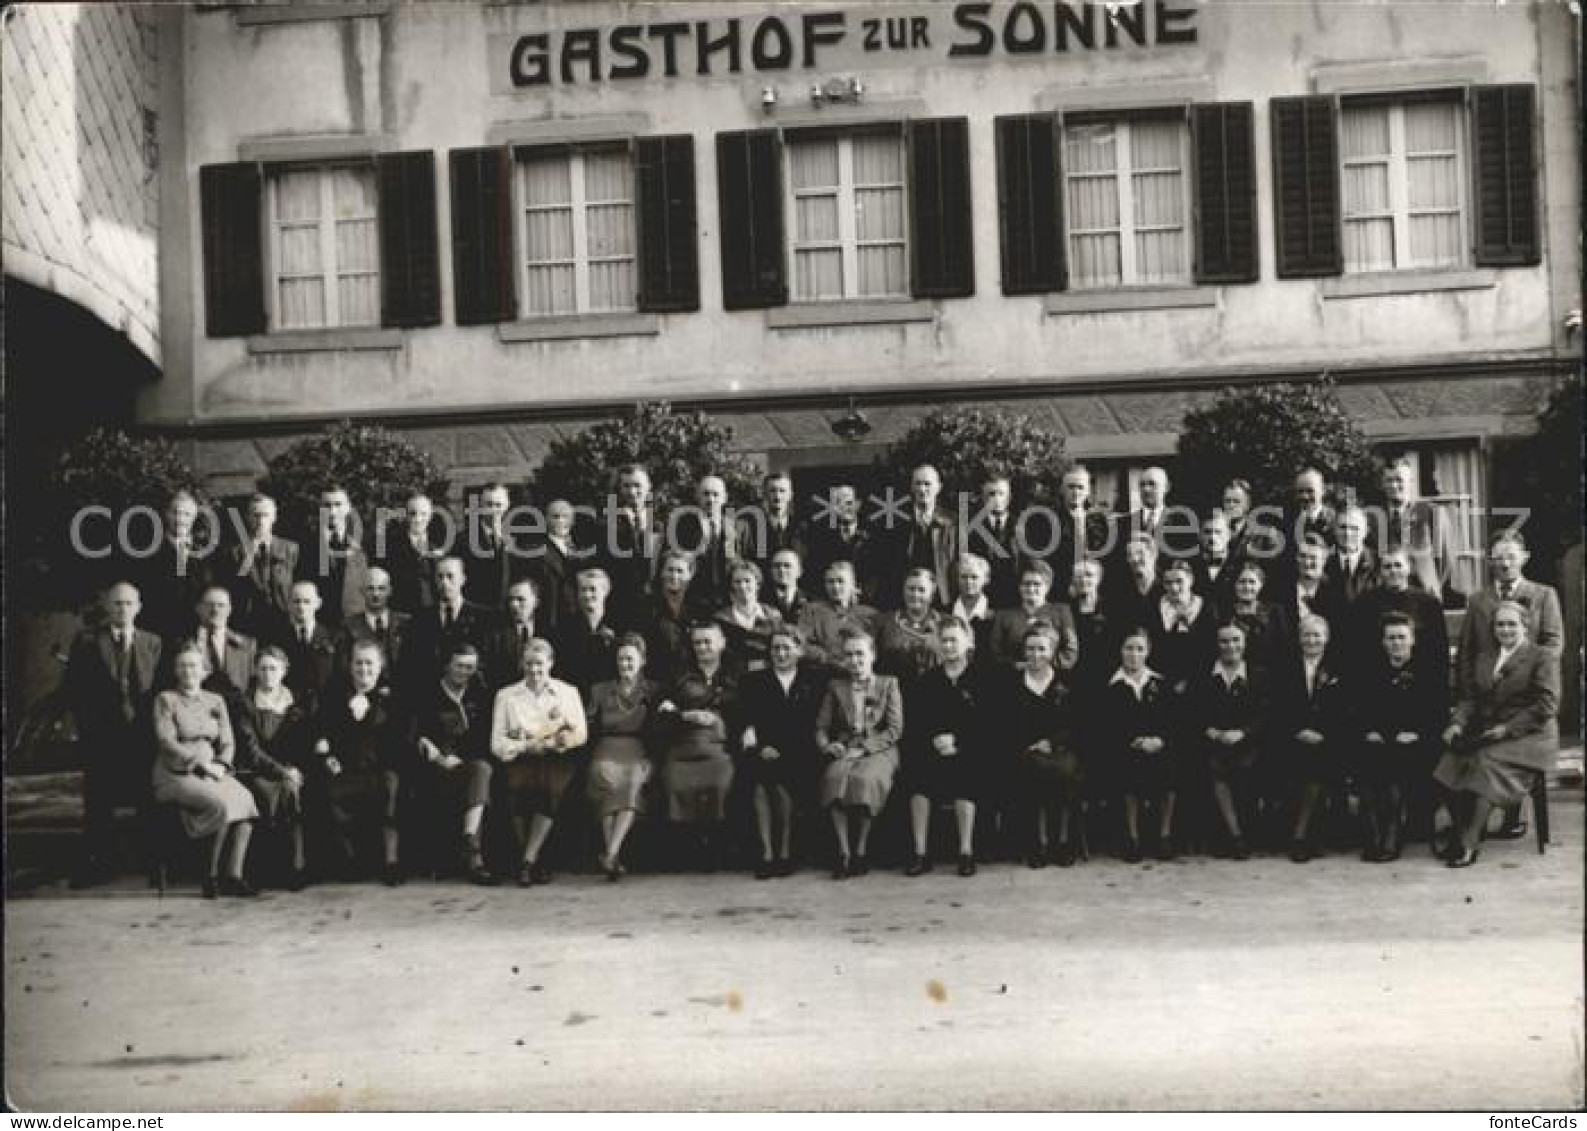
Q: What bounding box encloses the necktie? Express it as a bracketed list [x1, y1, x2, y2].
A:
[299, 625, 311, 646]
[443, 606, 455, 631]
[210, 631, 224, 677]
[518, 624, 529, 650]
[375, 615, 387, 638]
[1499, 582, 1515, 601]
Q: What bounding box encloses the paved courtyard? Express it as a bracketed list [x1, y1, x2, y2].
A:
[6, 799, 1584, 1111]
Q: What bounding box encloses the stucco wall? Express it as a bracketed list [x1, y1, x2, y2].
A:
[148, 1, 1579, 428]
[2, 3, 161, 365]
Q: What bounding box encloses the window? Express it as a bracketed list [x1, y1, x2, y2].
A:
[267, 166, 381, 330]
[517, 146, 637, 316]
[785, 131, 908, 302]
[1063, 118, 1193, 289]
[1340, 99, 1467, 273]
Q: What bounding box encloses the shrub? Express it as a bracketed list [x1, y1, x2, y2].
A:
[1509, 373, 1583, 567]
[883, 405, 1071, 509]
[1176, 377, 1381, 512]
[529, 402, 761, 514]
[258, 421, 450, 543]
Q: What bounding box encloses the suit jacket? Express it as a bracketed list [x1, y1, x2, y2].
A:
[673, 511, 743, 609]
[1457, 580, 1565, 697]
[413, 678, 494, 764]
[963, 510, 1025, 609]
[277, 621, 343, 710]
[66, 626, 163, 745]
[1357, 654, 1446, 743]
[1189, 553, 1240, 613]
[379, 524, 441, 614]
[341, 610, 411, 678]
[1274, 653, 1350, 749]
[805, 523, 886, 603]
[1191, 665, 1267, 746]
[738, 666, 825, 761]
[483, 618, 547, 691]
[461, 524, 526, 613]
[883, 507, 960, 610]
[815, 673, 904, 756]
[1326, 547, 1381, 606]
[1378, 499, 1453, 600]
[403, 601, 496, 693]
[603, 509, 664, 621]
[526, 536, 584, 636]
[1051, 509, 1113, 597]
[988, 602, 1080, 671]
[737, 513, 807, 580]
[314, 684, 411, 777]
[220, 535, 300, 640]
[190, 627, 257, 698]
[1276, 577, 1348, 647]
[1452, 641, 1560, 763]
[304, 530, 369, 625]
[553, 612, 622, 697]
[133, 539, 213, 643]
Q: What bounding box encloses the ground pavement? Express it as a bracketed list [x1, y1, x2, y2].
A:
[6, 799, 1583, 1111]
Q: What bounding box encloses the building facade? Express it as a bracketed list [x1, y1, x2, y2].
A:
[24, 3, 1587, 520]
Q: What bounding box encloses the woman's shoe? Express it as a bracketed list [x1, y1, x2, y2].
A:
[1054, 842, 1079, 868]
[201, 877, 219, 900]
[1287, 839, 1312, 864]
[1229, 837, 1252, 861]
[775, 857, 795, 878]
[1154, 837, 1177, 862]
[754, 859, 777, 880]
[517, 862, 536, 888]
[604, 855, 624, 883]
[382, 863, 406, 888]
[219, 876, 259, 898]
[530, 861, 553, 885]
[851, 855, 871, 878]
[286, 869, 311, 893]
[957, 854, 977, 878]
[831, 855, 851, 881]
[904, 854, 931, 877]
[1447, 845, 1481, 869]
[1026, 846, 1048, 870]
[1120, 837, 1143, 864]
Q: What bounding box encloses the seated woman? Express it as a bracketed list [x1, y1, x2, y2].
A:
[491, 637, 589, 886]
[816, 628, 903, 879]
[312, 639, 411, 885]
[151, 642, 260, 898]
[1355, 612, 1446, 863]
[586, 633, 659, 881]
[1435, 601, 1560, 868]
[1148, 561, 1217, 698]
[948, 553, 996, 657]
[1192, 621, 1267, 860]
[1068, 559, 1116, 696]
[1001, 621, 1084, 867]
[738, 625, 823, 879]
[1273, 614, 1347, 863]
[989, 561, 1078, 671]
[1094, 628, 1178, 863]
[657, 621, 739, 870]
[715, 561, 783, 677]
[876, 568, 945, 684]
[903, 617, 988, 877]
[413, 641, 496, 886]
[235, 646, 309, 889]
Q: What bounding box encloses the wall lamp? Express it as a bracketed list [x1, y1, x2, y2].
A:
[810, 76, 864, 108]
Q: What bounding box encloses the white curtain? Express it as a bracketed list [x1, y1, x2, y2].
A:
[331, 168, 378, 326]
[582, 149, 635, 312]
[1341, 106, 1394, 272]
[853, 133, 906, 298]
[273, 170, 324, 329]
[790, 138, 843, 299]
[1129, 120, 1188, 284]
[1431, 445, 1485, 596]
[1065, 123, 1121, 288]
[1403, 102, 1462, 269]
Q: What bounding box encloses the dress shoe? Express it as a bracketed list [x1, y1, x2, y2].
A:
[1054, 842, 1079, 868]
[1120, 837, 1143, 864]
[219, 876, 259, 898]
[1492, 818, 1527, 841]
[201, 877, 219, 900]
[1229, 837, 1251, 861]
[517, 862, 536, 887]
[904, 854, 931, 877]
[603, 855, 625, 883]
[286, 869, 311, 892]
[1287, 839, 1312, 864]
[529, 861, 552, 885]
[1154, 838, 1177, 862]
[1026, 846, 1049, 870]
[1447, 845, 1481, 868]
[467, 861, 499, 887]
[956, 854, 977, 878]
[755, 859, 777, 880]
[851, 855, 870, 878]
[382, 863, 406, 888]
[831, 855, 851, 881]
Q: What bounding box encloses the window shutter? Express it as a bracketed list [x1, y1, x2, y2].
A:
[377, 150, 441, 328]
[1192, 102, 1258, 284]
[1270, 95, 1342, 278]
[1471, 83, 1539, 267]
[449, 146, 517, 325]
[995, 113, 1065, 295]
[907, 117, 975, 299]
[635, 135, 700, 313]
[199, 162, 266, 337]
[715, 129, 786, 310]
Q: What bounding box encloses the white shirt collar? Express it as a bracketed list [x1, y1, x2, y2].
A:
[1159, 594, 1203, 628]
[953, 595, 989, 621]
[1109, 667, 1156, 692]
[1213, 661, 1249, 685]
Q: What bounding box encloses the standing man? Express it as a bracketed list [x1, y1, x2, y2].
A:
[1288, 469, 1337, 577]
[307, 484, 369, 627]
[280, 580, 341, 711]
[221, 492, 299, 643]
[1352, 548, 1448, 679]
[675, 475, 741, 609]
[405, 556, 495, 694]
[65, 582, 163, 885]
[381, 491, 443, 616]
[740, 471, 805, 582]
[1191, 511, 1239, 614]
[135, 489, 211, 643]
[342, 567, 410, 682]
[1051, 466, 1112, 602]
[528, 499, 584, 637]
[971, 475, 1023, 609]
[463, 483, 520, 614]
[191, 586, 257, 697]
[805, 484, 881, 604]
[888, 464, 958, 609]
[1328, 506, 1382, 606]
[1379, 459, 1453, 601]
[605, 464, 663, 625]
[486, 578, 544, 691]
[765, 548, 811, 625]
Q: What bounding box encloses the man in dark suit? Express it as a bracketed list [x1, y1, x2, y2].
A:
[1378, 459, 1455, 601]
[1190, 510, 1239, 615]
[966, 475, 1023, 609]
[404, 556, 496, 694]
[220, 492, 299, 643]
[884, 464, 959, 610]
[342, 566, 410, 682]
[485, 578, 544, 691]
[379, 491, 443, 615]
[738, 471, 806, 583]
[604, 463, 664, 625]
[461, 482, 521, 614]
[554, 567, 622, 697]
[1285, 468, 1337, 582]
[190, 585, 257, 697]
[134, 489, 213, 644]
[1051, 466, 1113, 602]
[304, 485, 369, 626]
[65, 581, 163, 885]
[804, 484, 882, 604]
[1327, 506, 1381, 606]
[278, 579, 342, 711]
[674, 475, 742, 610]
[764, 548, 811, 625]
[527, 498, 586, 637]
[1278, 536, 1346, 646]
[1351, 548, 1448, 679]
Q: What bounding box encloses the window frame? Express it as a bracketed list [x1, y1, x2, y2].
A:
[1061, 111, 1196, 291]
[1338, 93, 1470, 275]
[263, 161, 382, 332]
[782, 125, 910, 304]
[513, 142, 640, 319]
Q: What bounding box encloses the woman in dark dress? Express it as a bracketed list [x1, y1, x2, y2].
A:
[311, 639, 412, 884]
[1355, 612, 1446, 863]
[715, 561, 783, 677]
[1227, 563, 1288, 676]
[1148, 561, 1217, 697]
[657, 621, 739, 869]
[1067, 559, 1116, 695]
[1272, 614, 1349, 862]
[586, 633, 658, 880]
[1094, 628, 1179, 862]
[236, 646, 310, 888]
[903, 617, 988, 877]
[1191, 621, 1266, 860]
[1003, 621, 1085, 868]
[737, 624, 823, 878]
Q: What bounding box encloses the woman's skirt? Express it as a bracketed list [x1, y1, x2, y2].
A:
[588, 735, 652, 817]
[662, 751, 734, 823]
[153, 766, 259, 839]
[238, 772, 301, 824]
[1113, 745, 1174, 798]
[904, 744, 980, 803]
[820, 749, 898, 815]
[503, 754, 580, 818]
[1433, 733, 1555, 805]
[1013, 745, 1083, 805]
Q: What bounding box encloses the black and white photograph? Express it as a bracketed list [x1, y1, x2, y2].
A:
[2, 0, 1583, 1114]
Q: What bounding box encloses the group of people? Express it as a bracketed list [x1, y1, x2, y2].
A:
[63, 458, 1564, 896]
